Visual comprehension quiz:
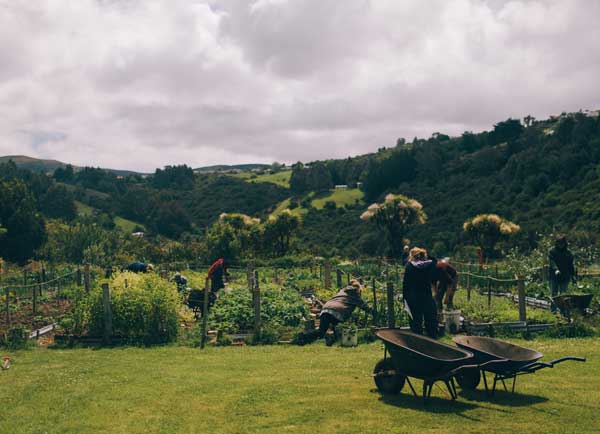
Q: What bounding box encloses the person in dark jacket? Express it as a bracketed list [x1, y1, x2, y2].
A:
[403, 247, 438, 338]
[301, 279, 372, 345]
[125, 262, 154, 273]
[549, 235, 576, 311]
[171, 272, 188, 292]
[433, 260, 458, 311]
[207, 258, 228, 293]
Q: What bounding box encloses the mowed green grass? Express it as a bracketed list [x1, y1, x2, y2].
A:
[1, 338, 599, 434]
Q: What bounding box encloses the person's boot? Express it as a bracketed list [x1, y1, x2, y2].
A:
[325, 333, 335, 347]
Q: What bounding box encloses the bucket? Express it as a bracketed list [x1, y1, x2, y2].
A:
[341, 330, 358, 347]
[442, 309, 462, 334]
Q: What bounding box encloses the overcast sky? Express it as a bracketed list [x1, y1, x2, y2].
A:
[1, 0, 599, 172]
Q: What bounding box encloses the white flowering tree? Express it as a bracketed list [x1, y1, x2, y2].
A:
[360, 193, 427, 257]
[463, 214, 520, 260]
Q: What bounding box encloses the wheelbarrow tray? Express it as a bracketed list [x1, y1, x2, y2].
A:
[453, 335, 585, 395]
[552, 293, 593, 313]
[453, 335, 542, 374]
[376, 329, 473, 379]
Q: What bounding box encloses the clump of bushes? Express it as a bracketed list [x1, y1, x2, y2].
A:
[208, 285, 309, 334]
[73, 272, 180, 345]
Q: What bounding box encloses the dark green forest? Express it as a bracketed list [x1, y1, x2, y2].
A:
[1, 111, 599, 263]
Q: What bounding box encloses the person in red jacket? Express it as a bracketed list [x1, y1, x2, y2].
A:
[207, 258, 228, 293]
[433, 260, 458, 311]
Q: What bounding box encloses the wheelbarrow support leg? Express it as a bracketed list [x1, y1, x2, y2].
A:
[406, 377, 417, 397]
[512, 375, 517, 394]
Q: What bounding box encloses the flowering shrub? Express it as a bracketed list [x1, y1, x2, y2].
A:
[463, 214, 520, 259]
[360, 193, 427, 256]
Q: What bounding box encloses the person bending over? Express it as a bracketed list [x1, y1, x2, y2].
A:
[433, 260, 458, 311]
[125, 262, 154, 273]
[301, 279, 372, 346]
[403, 247, 438, 338]
[207, 258, 228, 293]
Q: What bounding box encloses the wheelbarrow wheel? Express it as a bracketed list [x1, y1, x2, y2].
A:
[455, 367, 480, 390]
[373, 358, 405, 394]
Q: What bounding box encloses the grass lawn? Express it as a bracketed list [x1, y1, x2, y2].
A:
[1, 338, 598, 434]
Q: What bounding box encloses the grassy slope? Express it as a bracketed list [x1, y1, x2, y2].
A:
[75, 201, 143, 233]
[271, 188, 365, 218]
[1, 339, 598, 434]
[233, 170, 292, 188]
[311, 188, 364, 209]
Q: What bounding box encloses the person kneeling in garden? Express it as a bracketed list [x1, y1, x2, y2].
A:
[300, 279, 372, 346]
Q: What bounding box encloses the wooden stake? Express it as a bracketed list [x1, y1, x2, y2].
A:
[324, 260, 331, 289]
[253, 270, 261, 341]
[386, 280, 395, 328]
[201, 278, 210, 349]
[84, 264, 91, 293]
[102, 283, 113, 345]
[517, 277, 527, 322]
[371, 277, 378, 325]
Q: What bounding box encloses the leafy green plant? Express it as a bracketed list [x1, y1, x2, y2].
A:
[74, 271, 180, 345]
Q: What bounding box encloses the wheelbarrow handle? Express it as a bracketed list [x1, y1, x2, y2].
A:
[548, 356, 586, 366]
[449, 359, 509, 376]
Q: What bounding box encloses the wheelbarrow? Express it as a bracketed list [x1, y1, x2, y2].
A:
[453, 335, 586, 395]
[373, 329, 474, 402]
[552, 293, 594, 318]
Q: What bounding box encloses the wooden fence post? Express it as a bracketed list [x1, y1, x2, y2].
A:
[201, 279, 210, 349]
[324, 260, 331, 289]
[371, 277, 378, 325]
[77, 268, 82, 286]
[466, 272, 471, 301]
[102, 283, 113, 345]
[23, 270, 27, 287]
[246, 262, 254, 293]
[32, 284, 37, 315]
[336, 269, 343, 288]
[253, 270, 261, 341]
[84, 264, 91, 293]
[517, 277, 527, 322]
[4, 287, 10, 327]
[386, 280, 395, 328]
[487, 277, 492, 307]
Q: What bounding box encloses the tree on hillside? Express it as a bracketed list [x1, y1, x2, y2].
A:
[206, 220, 240, 263]
[360, 193, 427, 258]
[219, 213, 262, 256]
[263, 210, 301, 257]
[463, 214, 520, 260]
[490, 118, 524, 145]
[152, 165, 195, 190]
[0, 179, 47, 263]
[39, 184, 77, 221]
[53, 164, 75, 183]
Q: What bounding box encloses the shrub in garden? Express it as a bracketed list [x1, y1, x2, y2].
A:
[208, 285, 309, 334]
[78, 272, 179, 344]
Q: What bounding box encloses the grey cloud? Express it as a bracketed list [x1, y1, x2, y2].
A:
[0, 0, 599, 172]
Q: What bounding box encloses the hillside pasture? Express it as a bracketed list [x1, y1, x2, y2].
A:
[233, 170, 292, 188]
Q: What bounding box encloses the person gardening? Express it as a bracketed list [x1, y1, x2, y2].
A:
[433, 260, 458, 311]
[207, 258, 228, 293]
[171, 272, 188, 292]
[549, 235, 576, 312]
[403, 247, 438, 338]
[125, 262, 154, 273]
[300, 279, 372, 346]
